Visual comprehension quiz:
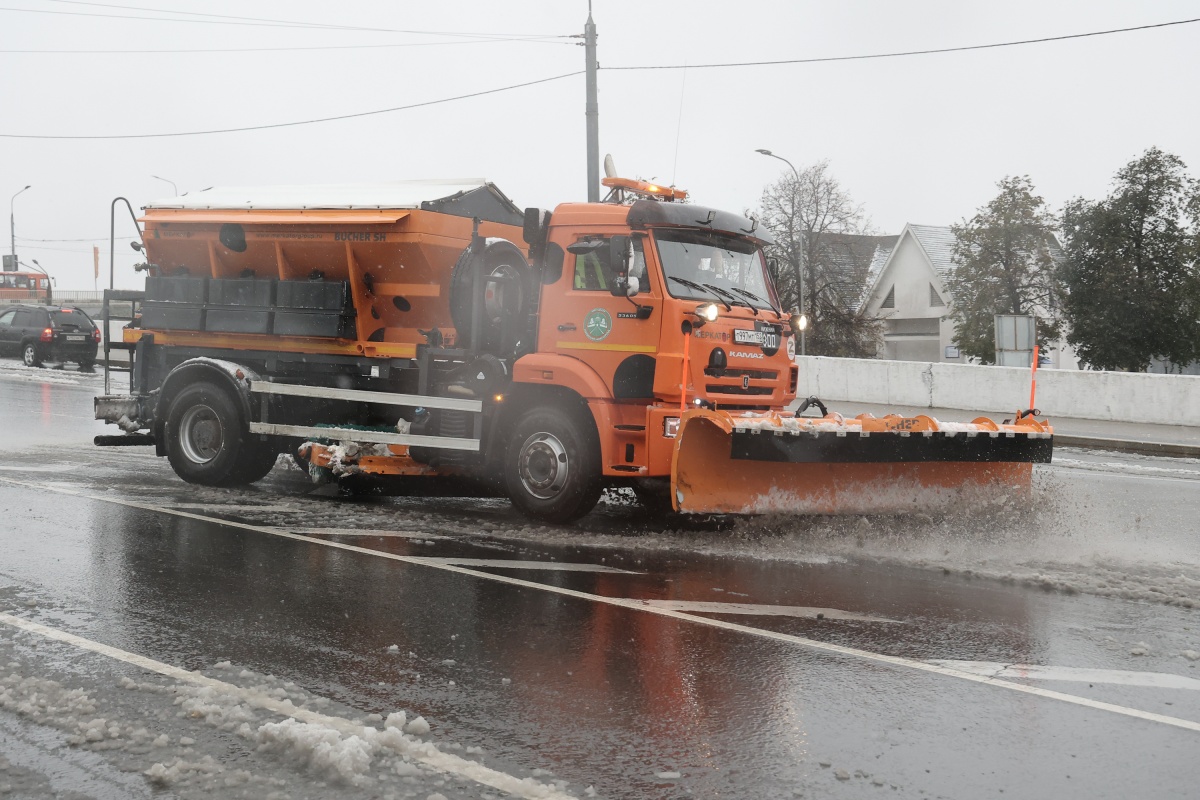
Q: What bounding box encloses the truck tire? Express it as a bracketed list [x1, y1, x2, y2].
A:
[631, 478, 674, 515]
[505, 405, 602, 524]
[165, 380, 261, 486]
[450, 239, 532, 356]
[22, 341, 42, 368]
[231, 443, 280, 484]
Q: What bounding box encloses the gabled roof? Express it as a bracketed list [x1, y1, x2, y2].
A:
[906, 224, 958, 282]
[864, 223, 953, 305]
[813, 232, 899, 311]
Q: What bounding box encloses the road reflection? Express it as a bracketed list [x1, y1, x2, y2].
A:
[86, 497, 1040, 796]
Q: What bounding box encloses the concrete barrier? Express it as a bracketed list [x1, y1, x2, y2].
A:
[796, 356, 1200, 426]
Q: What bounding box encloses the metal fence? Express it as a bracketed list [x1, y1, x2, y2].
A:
[51, 290, 108, 303]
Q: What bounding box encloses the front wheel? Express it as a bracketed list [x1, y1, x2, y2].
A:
[165, 380, 261, 486]
[505, 405, 602, 524]
[22, 342, 42, 368]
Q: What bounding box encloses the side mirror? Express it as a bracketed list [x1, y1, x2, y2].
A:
[523, 207, 549, 247]
[606, 235, 631, 297]
[609, 235, 630, 272]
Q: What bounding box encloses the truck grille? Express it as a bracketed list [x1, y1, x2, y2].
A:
[702, 368, 779, 379]
[705, 384, 774, 396]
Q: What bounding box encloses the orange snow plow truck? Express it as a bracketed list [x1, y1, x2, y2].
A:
[95, 177, 1052, 522]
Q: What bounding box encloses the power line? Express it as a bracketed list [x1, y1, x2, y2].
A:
[0, 38, 574, 54]
[48, 0, 572, 38]
[0, 70, 583, 139]
[16, 1, 571, 39]
[12, 243, 103, 253]
[605, 17, 1200, 71]
[18, 235, 135, 242]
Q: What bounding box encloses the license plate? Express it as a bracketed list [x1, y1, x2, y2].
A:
[734, 329, 765, 345]
[65, 334, 86, 341]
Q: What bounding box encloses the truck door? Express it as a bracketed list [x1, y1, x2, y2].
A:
[539, 234, 662, 399]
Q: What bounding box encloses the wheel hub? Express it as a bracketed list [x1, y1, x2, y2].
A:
[517, 432, 569, 500]
[178, 404, 223, 464]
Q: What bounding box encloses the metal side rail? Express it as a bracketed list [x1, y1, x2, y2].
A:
[247, 380, 483, 452]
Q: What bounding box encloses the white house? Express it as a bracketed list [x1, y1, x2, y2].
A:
[861, 224, 958, 363]
[860, 224, 1077, 368]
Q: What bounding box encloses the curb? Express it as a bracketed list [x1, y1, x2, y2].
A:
[1054, 434, 1200, 460]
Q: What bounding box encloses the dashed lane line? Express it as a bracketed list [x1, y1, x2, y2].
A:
[0, 612, 576, 800]
[3, 475, 1200, 735]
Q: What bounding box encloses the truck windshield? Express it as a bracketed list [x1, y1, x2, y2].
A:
[653, 229, 777, 311]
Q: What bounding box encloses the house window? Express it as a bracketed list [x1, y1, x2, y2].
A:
[929, 283, 945, 307]
[880, 285, 895, 309]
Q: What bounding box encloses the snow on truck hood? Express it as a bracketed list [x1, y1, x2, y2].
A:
[145, 179, 500, 210]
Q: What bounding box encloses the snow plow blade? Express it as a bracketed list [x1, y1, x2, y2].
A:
[670, 409, 1053, 515]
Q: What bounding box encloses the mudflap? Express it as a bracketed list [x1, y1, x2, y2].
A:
[670, 410, 1051, 515]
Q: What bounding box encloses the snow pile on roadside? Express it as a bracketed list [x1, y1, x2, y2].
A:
[0, 619, 569, 800]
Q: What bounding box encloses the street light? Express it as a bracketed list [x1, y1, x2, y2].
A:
[9, 184, 31, 273]
[151, 175, 178, 195]
[756, 149, 807, 356]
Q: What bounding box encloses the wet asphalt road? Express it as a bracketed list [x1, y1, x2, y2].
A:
[1, 365, 1199, 799]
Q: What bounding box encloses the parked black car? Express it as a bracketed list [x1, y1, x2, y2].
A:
[0, 304, 100, 368]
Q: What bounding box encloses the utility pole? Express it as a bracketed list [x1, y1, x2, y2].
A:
[584, 3, 599, 202]
[9, 185, 31, 273]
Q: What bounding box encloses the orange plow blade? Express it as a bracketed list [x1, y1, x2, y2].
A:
[670, 409, 1052, 515]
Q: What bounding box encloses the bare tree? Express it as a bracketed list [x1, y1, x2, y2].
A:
[758, 160, 882, 357]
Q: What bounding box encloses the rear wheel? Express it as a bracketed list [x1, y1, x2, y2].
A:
[165, 380, 265, 486]
[21, 341, 42, 368]
[505, 405, 602, 524]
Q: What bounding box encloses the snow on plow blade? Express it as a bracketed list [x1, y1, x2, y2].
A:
[670, 409, 1053, 515]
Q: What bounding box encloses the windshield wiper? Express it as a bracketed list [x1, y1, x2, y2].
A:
[725, 286, 781, 318]
[669, 276, 731, 310]
[703, 283, 757, 315]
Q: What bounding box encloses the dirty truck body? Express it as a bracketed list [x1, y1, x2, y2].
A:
[95, 179, 1052, 522]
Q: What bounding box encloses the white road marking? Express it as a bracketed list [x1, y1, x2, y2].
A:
[3, 475, 1200, 735]
[279, 527, 447, 540]
[930, 661, 1200, 691]
[164, 503, 306, 513]
[640, 600, 901, 623]
[0, 612, 575, 800]
[414, 558, 638, 574]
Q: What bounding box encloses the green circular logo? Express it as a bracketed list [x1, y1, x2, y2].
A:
[584, 308, 613, 341]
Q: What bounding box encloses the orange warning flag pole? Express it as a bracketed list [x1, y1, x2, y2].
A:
[679, 326, 692, 412]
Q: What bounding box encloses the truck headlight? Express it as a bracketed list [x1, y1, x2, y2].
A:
[695, 303, 719, 323]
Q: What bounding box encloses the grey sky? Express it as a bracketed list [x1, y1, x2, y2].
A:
[3, 0, 1198, 290]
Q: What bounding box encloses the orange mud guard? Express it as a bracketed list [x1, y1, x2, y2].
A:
[670, 409, 1053, 515]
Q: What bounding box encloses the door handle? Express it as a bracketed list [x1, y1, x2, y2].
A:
[557, 323, 576, 332]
